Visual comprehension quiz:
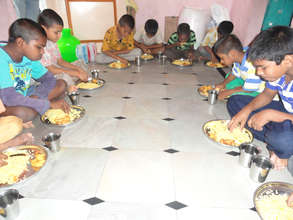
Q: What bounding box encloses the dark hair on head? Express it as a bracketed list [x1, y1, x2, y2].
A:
[38, 9, 64, 28]
[217, 21, 234, 36]
[144, 19, 158, 36]
[119, 14, 135, 29]
[8, 18, 47, 43]
[248, 26, 293, 65]
[213, 34, 243, 55]
[177, 23, 190, 36]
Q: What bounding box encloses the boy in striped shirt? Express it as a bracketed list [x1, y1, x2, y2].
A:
[213, 34, 265, 100]
[164, 23, 196, 61]
[228, 26, 293, 173]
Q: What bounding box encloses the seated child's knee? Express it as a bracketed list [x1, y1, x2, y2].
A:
[15, 107, 38, 122]
[56, 79, 67, 92]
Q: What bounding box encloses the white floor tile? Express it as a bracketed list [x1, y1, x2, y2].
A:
[97, 150, 175, 204]
[87, 202, 176, 220]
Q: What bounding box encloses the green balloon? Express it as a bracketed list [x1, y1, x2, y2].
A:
[57, 28, 80, 62]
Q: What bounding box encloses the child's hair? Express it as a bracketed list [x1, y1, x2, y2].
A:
[213, 34, 243, 55]
[38, 9, 64, 28]
[248, 26, 293, 65]
[217, 21, 234, 36]
[177, 23, 190, 36]
[8, 18, 46, 43]
[144, 19, 158, 36]
[119, 14, 135, 29]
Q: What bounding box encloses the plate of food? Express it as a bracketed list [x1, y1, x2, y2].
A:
[141, 53, 154, 61]
[202, 119, 253, 148]
[254, 181, 293, 220]
[0, 145, 48, 189]
[108, 61, 130, 69]
[206, 61, 226, 68]
[41, 105, 85, 127]
[77, 79, 105, 91]
[198, 85, 215, 97]
[172, 58, 192, 67]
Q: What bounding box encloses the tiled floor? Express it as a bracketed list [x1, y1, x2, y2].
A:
[15, 60, 292, 220]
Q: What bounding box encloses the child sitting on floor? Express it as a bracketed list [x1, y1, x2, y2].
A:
[96, 14, 141, 64]
[38, 9, 88, 91]
[228, 26, 293, 172]
[134, 19, 164, 55]
[0, 18, 69, 122]
[198, 20, 234, 63]
[165, 23, 196, 61]
[0, 99, 34, 167]
[213, 34, 265, 100]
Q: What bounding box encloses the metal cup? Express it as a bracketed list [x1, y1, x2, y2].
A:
[208, 89, 218, 105]
[42, 133, 61, 153]
[91, 69, 99, 81]
[68, 91, 80, 106]
[158, 51, 163, 60]
[250, 155, 273, 183]
[135, 56, 141, 66]
[0, 189, 20, 220]
[239, 143, 259, 168]
[160, 55, 167, 65]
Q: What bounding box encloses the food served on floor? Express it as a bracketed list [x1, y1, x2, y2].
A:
[0, 145, 46, 185]
[203, 120, 253, 147]
[42, 107, 82, 125]
[141, 54, 154, 60]
[198, 85, 217, 97]
[108, 61, 130, 69]
[172, 59, 192, 66]
[256, 192, 293, 220]
[77, 81, 103, 90]
[206, 61, 226, 68]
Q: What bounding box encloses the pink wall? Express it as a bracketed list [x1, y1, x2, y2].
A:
[135, 0, 268, 46]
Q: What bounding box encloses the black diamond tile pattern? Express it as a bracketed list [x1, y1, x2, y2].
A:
[196, 83, 204, 86]
[166, 201, 187, 210]
[114, 116, 126, 120]
[226, 151, 240, 156]
[83, 197, 104, 205]
[250, 207, 257, 212]
[160, 72, 168, 75]
[164, 148, 179, 154]
[122, 96, 132, 99]
[161, 97, 172, 100]
[162, 83, 169, 86]
[103, 146, 118, 151]
[202, 98, 208, 102]
[83, 95, 92, 98]
[163, 118, 175, 121]
[132, 71, 138, 74]
[128, 82, 135, 84]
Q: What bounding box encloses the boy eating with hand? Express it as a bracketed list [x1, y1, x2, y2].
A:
[228, 26, 293, 172]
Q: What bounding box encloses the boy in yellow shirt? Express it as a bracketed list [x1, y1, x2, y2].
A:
[96, 14, 141, 64]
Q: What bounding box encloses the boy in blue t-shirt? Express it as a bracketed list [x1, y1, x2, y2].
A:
[0, 18, 69, 122]
[228, 26, 293, 174]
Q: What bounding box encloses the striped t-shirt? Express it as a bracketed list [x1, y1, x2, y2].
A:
[167, 30, 196, 51]
[266, 75, 293, 113]
[232, 49, 265, 93]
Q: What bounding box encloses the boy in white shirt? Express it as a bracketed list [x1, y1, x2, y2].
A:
[134, 19, 164, 54]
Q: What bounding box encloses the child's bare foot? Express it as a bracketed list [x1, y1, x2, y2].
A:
[23, 121, 34, 129]
[16, 133, 34, 146]
[0, 153, 7, 167]
[68, 85, 78, 93]
[270, 152, 288, 170]
[287, 192, 293, 207]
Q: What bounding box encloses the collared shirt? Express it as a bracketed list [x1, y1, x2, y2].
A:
[134, 28, 163, 46]
[102, 26, 135, 52]
[201, 27, 218, 48]
[167, 30, 196, 51]
[266, 75, 293, 113]
[232, 48, 265, 93]
[41, 40, 61, 67]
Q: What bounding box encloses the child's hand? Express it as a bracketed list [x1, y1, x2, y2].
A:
[78, 69, 88, 82]
[51, 99, 70, 113]
[287, 193, 293, 208]
[215, 83, 225, 90]
[228, 108, 251, 131]
[247, 110, 272, 131]
[217, 89, 230, 100]
[119, 58, 129, 65]
[18, 133, 34, 145]
[23, 121, 34, 129]
[0, 153, 7, 167]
